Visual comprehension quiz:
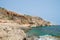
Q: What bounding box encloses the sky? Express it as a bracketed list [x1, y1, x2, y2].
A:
[0, 0, 60, 25]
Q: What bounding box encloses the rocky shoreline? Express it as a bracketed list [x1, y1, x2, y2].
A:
[0, 23, 39, 40]
[0, 23, 27, 40]
[0, 7, 52, 40]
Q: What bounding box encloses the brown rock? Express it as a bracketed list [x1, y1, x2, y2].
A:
[0, 7, 51, 27]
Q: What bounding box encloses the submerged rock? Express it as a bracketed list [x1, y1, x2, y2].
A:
[26, 36, 39, 40]
[38, 35, 60, 40]
[25, 35, 60, 40]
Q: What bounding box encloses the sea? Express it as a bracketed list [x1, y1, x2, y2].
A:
[26, 25, 60, 40]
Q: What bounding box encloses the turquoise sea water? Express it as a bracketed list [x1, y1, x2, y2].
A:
[27, 25, 60, 37]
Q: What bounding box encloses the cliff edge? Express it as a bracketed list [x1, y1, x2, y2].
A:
[0, 7, 51, 27]
[0, 7, 52, 40]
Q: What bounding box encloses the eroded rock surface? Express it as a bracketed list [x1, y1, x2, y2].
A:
[0, 7, 51, 27]
[0, 23, 26, 40]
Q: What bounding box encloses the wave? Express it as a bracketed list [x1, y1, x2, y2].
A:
[38, 35, 60, 40]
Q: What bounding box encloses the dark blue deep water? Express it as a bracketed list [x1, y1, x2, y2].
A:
[27, 25, 60, 36]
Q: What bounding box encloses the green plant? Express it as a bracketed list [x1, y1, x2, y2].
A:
[7, 16, 13, 20]
[0, 7, 5, 10]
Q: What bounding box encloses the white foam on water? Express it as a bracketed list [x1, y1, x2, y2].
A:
[38, 35, 60, 40]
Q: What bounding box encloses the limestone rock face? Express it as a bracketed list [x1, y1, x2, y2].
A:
[0, 23, 26, 40]
[0, 7, 51, 27]
[0, 7, 52, 40]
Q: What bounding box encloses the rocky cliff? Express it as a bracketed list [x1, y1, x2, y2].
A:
[0, 7, 51, 27]
[0, 7, 51, 40]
